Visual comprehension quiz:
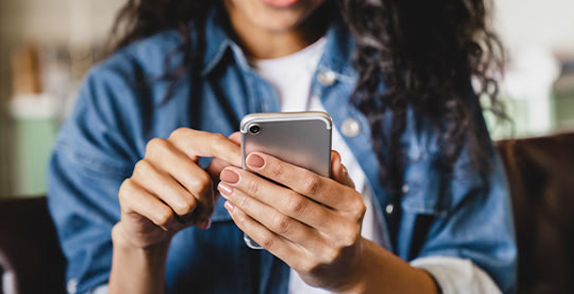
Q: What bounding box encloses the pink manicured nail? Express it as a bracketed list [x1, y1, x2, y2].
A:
[218, 182, 233, 199]
[246, 154, 265, 168]
[224, 201, 235, 213]
[220, 169, 239, 184]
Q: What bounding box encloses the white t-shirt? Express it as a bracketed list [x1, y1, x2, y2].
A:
[254, 37, 386, 294]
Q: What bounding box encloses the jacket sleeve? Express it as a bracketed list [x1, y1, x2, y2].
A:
[411, 255, 503, 294]
[395, 107, 517, 294]
[47, 57, 144, 294]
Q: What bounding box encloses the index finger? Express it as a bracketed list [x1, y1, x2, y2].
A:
[168, 128, 242, 167]
[244, 152, 357, 211]
[207, 132, 242, 176]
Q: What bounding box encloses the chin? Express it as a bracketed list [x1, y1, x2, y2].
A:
[252, 12, 308, 33]
[227, 0, 327, 33]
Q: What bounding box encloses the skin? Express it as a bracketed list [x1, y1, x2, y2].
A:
[224, 0, 329, 59]
[109, 0, 440, 293]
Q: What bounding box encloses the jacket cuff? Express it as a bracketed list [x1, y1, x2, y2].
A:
[410, 256, 502, 294]
[83, 284, 108, 294]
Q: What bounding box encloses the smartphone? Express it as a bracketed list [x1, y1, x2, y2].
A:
[240, 111, 333, 249]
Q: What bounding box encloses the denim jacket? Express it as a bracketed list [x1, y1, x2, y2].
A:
[47, 7, 517, 294]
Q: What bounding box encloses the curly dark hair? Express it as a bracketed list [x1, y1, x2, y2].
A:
[110, 0, 505, 195]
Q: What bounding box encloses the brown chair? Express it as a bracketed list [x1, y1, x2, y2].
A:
[0, 197, 66, 294]
[0, 132, 573, 294]
[498, 132, 574, 294]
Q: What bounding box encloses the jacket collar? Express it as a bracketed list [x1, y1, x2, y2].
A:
[200, 6, 356, 79]
[201, 6, 234, 76]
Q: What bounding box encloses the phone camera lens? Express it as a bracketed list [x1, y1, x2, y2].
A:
[249, 125, 261, 134]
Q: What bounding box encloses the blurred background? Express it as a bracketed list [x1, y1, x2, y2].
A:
[0, 0, 573, 197]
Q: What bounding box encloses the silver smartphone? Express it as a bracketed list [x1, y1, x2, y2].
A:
[240, 111, 333, 249]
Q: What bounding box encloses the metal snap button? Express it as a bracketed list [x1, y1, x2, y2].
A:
[402, 184, 410, 194]
[385, 203, 395, 214]
[341, 118, 361, 137]
[317, 70, 336, 86]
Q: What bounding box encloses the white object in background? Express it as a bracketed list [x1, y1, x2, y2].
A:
[503, 47, 560, 135]
[2, 271, 16, 294]
[9, 93, 61, 120]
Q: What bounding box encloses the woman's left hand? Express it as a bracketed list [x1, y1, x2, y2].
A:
[218, 150, 367, 292]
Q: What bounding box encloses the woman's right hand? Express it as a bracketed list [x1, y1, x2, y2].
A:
[114, 128, 242, 250]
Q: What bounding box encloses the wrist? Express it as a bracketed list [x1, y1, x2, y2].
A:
[338, 238, 369, 294]
[340, 238, 440, 294]
[109, 222, 169, 294]
[112, 222, 171, 261]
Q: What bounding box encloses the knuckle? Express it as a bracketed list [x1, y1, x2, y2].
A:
[259, 234, 275, 250]
[339, 223, 361, 248]
[169, 127, 188, 140]
[119, 179, 136, 198]
[269, 163, 286, 179]
[285, 196, 307, 217]
[175, 197, 196, 216]
[236, 212, 248, 227]
[302, 176, 321, 195]
[145, 138, 168, 157]
[189, 172, 212, 192]
[300, 260, 321, 274]
[156, 207, 173, 226]
[211, 133, 227, 152]
[133, 160, 150, 178]
[246, 180, 261, 196]
[197, 172, 213, 188]
[212, 132, 227, 143]
[352, 199, 367, 220]
[119, 178, 130, 193]
[237, 193, 250, 210]
[321, 246, 341, 264]
[271, 215, 291, 235]
[118, 180, 132, 206]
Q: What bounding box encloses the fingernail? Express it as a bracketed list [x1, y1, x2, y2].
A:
[218, 182, 233, 199]
[220, 169, 239, 184]
[246, 154, 265, 169]
[224, 201, 235, 213]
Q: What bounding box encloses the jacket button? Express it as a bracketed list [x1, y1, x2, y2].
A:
[402, 184, 410, 194]
[341, 118, 361, 137]
[385, 203, 395, 214]
[317, 70, 336, 86]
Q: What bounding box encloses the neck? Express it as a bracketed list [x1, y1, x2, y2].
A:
[224, 4, 331, 59]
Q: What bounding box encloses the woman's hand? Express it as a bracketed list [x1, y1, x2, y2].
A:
[109, 129, 241, 294]
[217, 151, 367, 292]
[114, 129, 241, 250]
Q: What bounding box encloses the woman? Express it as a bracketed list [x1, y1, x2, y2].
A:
[48, 0, 516, 293]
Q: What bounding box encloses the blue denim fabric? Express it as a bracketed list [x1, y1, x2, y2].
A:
[47, 8, 517, 294]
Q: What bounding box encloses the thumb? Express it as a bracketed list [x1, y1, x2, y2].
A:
[331, 150, 355, 189]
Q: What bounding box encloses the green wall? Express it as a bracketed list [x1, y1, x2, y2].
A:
[13, 118, 59, 196]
